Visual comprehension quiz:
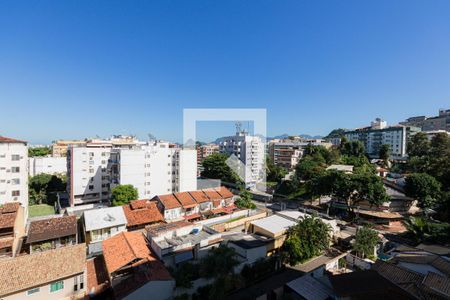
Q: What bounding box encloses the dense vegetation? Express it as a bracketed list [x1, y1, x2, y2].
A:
[29, 173, 66, 206]
[353, 226, 379, 259]
[111, 184, 138, 206]
[28, 146, 51, 157]
[201, 153, 242, 185]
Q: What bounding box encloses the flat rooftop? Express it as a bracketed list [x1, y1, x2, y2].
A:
[250, 215, 296, 235]
[156, 230, 219, 250]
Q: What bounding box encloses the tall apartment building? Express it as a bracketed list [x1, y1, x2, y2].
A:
[67, 140, 197, 206]
[400, 108, 450, 132]
[0, 136, 28, 209]
[197, 144, 219, 176]
[219, 131, 265, 189]
[268, 138, 332, 169]
[28, 156, 67, 176]
[344, 118, 420, 159]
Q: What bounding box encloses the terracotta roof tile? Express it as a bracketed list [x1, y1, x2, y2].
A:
[87, 256, 109, 296]
[27, 215, 77, 244]
[0, 136, 26, 144]
[0, 237, 13, 249]
[188, 190, 211, 203]
[174, 192, 197, 208]
[102, 231, 156, 274]
[215, 186, 234, 198]
[0, 203, 19, 230]
[156, 194, 182, 209]
[0, 202, 20, 214]
[122, 200, 164, 228]
[202, 189, 222, 201]
[145, 220, 191, 237]
[0, 244, 86, 297]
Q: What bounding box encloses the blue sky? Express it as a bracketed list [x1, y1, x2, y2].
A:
[1, 1, 450, 144]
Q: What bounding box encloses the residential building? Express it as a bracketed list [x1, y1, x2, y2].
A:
[68, 140, 197, 206]
[0, 136, 28, 210]
[0, 244, 86, 300]
[424, 129, 450, 141]
[197, 143, 219, 176]
[173, 191, 201, 221]
[26, 215, 77, 253]
[268, 138, 332, 169]
[326, 164, 354, 174]
[82, 206, 127, 255]
[219, 130, 265, 189]
[28, 156, 67, 176]
[188, 190, 213, 213]
[400, 108, 450, 132]
[102, 231, 174, 300]
[0, 202, 25, 257]
[147, 221, 222, 267]
[51, 140, 87, 157]
[227, 234, 272, 265]
[154, 193, 184, 222]
[344, 118, 421, 159]
[122, 199, 164, 231]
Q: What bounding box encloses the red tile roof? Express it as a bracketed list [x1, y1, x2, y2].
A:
[174, 192, 198, 208]
[102, 231, 156, 274]
[189, 190, 211, 203]
[0, 203, 20, 214]
[202, 189, 222, 201]
[215, 186, 234, 198]
[87, 257, 110, 296]
[184, 213, 201, 220]
[0, 136, 27, 144]
[0, 203, 19, 230]
[27, 215, 77, 244]
[122, 200, 164, 228]
[156, 194, 182, 209]
[0, 237, 13, 250]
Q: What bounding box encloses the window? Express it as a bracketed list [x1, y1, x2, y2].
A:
[12, 190, 20, 197]
[74, 275, 84, 291]
[50, 280, 64, 293]
[11, 154, 20, 161]
[11, 167, 20, 173]
[27, 287, 40, 295]
[11, 178, 20, 185]
[89, 185, 94, 190]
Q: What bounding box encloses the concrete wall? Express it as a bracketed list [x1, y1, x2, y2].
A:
[28, 156, 67, 177]
[123, 280, 175, 300]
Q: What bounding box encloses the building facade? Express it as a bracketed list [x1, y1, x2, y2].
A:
[197, 143, 219, 176]
[219, 131, 265, 189]
[344, 119, 420, 159]
[0, 137, 28, 209]
[68, 139, 197, 206]
[28, 156, 67, 177]
[400, 108, 450, 132]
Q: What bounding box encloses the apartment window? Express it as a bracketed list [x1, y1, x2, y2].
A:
[12, 190, 20, 197]
[74, 274, 84, 291]
[11, 154, 20, 161]
[89, 185, 94, 190]
[50, 280, 64, 293]
[101, 152, 106, 156]
[0, 154, 5, 158]
[89, 152, 94, 157]
[26, 287, 40, 295]
[11, 167, 20, 173]
[11, 178, 20, 185]
[101, 160, 106, 164]
[89, 168, 94, 173]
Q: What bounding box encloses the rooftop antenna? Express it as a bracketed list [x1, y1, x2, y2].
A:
[235, 121, 242, 134]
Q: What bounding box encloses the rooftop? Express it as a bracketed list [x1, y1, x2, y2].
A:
[102, 231, 156, 274]
[188, 190, 211, 203]
[326, 164, 354, 173]
[229, 234, 272, 249]
[202, 189, 222, 201]
[286, 274, 334, 300]
[291, 249, 345, 273]
[26, 215, 77, 244]
[0, 136, 26, 144]
[174, 192, 198, 208]
[83, 206, 127, 231]
[156, 229, 218, 251]
[250, 214, 296, 235]
[0, 244, 86, 297]
[0, 202, 20, 230]
[214, 186, 234, 198]
[156, 193, 182, 209]
[122, 200, 164, 228]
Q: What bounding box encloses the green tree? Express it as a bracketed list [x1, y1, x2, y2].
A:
[353, 226, 379, 259]
[295, 155, 326, 181]
[28, 147, 51, 157]
[201, 153, 242, 185]
[407, 132, 430, 157]
[111, 184, 138, 206]
[281, 214, 331, 266]
[404, 173, 442, 209]
[29, 173, 66, 205]
[266, 157, 287, 183]
[379, 144, 391, 161]
[235, 188, 256, 209]
[340, 140, 365, 157]
[403, 216, 429, 244]
[326, 128, 347, 139]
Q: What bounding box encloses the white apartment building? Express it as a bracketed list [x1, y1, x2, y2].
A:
[68, 139, 197, 206]
[219, 131, 265, 189]
[0, 136, 28, 209]
[344, 118, 421, 159]
[28, 156, 67, 177]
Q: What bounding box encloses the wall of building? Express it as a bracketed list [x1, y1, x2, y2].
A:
[122, 280, 175, 300]
[28, 156, 67, 177]
[0, 142, 28, 209]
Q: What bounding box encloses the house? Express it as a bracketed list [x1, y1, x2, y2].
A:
[326, 164, 354, 174]
[153, 193, 183, 222]
[173, 192, 201, 221]
[26, 215, 77, 253]
[0, 244, 86, 300]
[214, 186, 235, 205]
[0, 202, 25, 258]
[122, 199, 164, 231]
[247, 215, 296, 253]
[202, 189, 226, 215]
[102, 231, 174, 300]
[147, 221, 222, 268]
[285, 274, 335, 300]
[82, 206, 127, 255]
[188, 190, 213, 213]
[227, 234, 272, 265]
[276, 210, 340, 236]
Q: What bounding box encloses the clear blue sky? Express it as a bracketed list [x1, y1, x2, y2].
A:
[1, 1, 449, 144]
